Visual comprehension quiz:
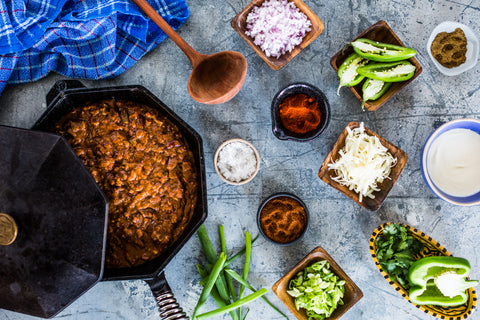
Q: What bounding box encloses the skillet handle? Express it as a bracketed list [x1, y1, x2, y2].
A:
[146, 272, 189, 320]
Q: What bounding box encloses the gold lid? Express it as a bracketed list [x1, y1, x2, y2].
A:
[0, 213, 18, 245]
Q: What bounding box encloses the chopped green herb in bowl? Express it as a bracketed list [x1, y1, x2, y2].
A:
[374, 223, 424, 289]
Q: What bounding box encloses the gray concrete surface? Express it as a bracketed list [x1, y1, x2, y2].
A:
[1, 0, 479, 319]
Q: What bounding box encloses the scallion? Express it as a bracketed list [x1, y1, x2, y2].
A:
[192, 252, 227, 319]
[195, 288, 268, 320]
[225, 268, 289, 320]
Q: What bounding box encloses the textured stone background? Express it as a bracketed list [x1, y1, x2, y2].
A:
[1, 0, 479, 319]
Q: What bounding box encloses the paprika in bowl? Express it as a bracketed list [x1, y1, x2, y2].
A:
[257, 192, 309, 245]
[272, 82, 330, 142]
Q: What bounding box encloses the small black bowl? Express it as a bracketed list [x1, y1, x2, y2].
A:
[256, 192, 309, 246]
[271, 82, 330, 142]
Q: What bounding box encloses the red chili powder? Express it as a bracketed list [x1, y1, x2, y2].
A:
[259, 196, 307, 244]
[279, 93, 321, 135]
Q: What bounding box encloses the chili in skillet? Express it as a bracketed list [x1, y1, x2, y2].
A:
[55, 99, 198, 268]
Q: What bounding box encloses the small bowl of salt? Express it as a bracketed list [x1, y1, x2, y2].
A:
[214, 138, 260, 185]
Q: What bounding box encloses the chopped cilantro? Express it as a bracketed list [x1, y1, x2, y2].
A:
[375, 223, 424, 289]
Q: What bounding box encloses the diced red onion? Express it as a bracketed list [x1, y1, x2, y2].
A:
[245, 0, 312, 59]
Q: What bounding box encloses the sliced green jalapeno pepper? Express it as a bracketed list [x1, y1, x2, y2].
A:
[351, 38, 417, 62]
[361, 78, 392, 110]
[336, 53, 369, 95]
[357, 61, 416, 82]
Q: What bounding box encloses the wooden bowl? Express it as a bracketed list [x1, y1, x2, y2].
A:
[330, 20, 422, 111]
[231, 0, 324, 70]
[318, 122, 408, 211]
[370, 223, 477, 319]
[272, 246, 363, 320]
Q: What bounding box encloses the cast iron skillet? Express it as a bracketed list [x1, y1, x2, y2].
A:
[33, 80, 208, 319]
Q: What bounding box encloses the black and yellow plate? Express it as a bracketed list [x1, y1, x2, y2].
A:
[370, 223, 477, 319]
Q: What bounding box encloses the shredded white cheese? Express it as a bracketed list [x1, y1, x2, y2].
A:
[245, 0, 312, 58]
[328, 123, 397, 202]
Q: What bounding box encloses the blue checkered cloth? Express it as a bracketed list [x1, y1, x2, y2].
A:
[0, 0, 189, 94]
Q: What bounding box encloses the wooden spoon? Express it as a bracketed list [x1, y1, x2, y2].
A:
[132, 0, 247, 104]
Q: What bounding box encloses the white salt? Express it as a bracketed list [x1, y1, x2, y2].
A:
[217, 141, 257, 183]
[245, 0, 312, 58]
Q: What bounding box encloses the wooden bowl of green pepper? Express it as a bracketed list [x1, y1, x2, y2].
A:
[331, 20, 422, 111]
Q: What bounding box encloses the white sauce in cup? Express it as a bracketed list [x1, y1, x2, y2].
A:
[427, 128, 480, 197]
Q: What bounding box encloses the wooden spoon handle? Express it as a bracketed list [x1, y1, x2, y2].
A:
[131, 0, 205, 66]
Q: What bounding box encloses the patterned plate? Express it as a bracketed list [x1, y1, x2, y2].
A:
[370, 223, 477, 319]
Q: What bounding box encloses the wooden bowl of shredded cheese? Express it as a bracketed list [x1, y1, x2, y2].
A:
[318, 122, 408, 211]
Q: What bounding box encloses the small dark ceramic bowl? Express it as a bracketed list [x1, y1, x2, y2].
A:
[271, 82, 330, 142]
[257, 192, 309, 246]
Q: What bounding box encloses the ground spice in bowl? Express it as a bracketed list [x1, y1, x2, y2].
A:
[257, 193, 308, 245]
[279, 93, 321, 135]
[271, 82, 330, 142]
[431, 27, 468, 68]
